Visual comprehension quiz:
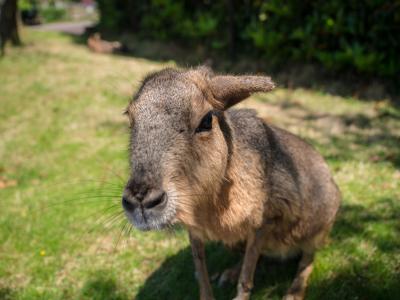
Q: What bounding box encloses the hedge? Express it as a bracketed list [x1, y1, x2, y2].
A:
[97, 0, 400, 77]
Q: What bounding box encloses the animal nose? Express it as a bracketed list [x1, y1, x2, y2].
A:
[142, 189, 166, 209]
[122, 188, 166, 212]
[122, 195, 137, 212]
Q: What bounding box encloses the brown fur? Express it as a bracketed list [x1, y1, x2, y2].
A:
[122, 67, 341, 299]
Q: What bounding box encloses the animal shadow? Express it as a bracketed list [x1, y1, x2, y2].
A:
[0, 287, 17, 300]
[136, 242, 298, 300]
[137, 197, 400, 300]
[81, 273, 129, 300]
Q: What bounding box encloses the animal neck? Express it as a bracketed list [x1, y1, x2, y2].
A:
[189, 133, 266, 244]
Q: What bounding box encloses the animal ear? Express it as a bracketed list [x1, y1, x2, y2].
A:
[209, 75, 275, 109]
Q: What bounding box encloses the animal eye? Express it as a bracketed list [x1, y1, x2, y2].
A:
[195, 111, 213, 133]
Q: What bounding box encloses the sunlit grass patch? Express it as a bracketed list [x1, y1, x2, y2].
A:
[0, 30, 399, 299]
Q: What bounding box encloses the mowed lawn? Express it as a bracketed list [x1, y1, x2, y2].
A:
[0, 30, 399, 300]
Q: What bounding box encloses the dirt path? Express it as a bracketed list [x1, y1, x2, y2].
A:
[29, 20, 94, 35]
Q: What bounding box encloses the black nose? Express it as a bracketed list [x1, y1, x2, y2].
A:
[122, 188, 166, 212]
[122, 195, 136, 212]
[142, 189, 166, 209]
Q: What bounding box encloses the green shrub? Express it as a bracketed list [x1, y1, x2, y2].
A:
[97, 0, 400, 77]
[18, 0, 33, 11]
[40, 6, 66, 23]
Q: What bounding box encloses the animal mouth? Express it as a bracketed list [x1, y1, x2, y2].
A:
[124, 193, 176, 231]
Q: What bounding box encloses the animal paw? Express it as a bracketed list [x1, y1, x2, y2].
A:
[218, 264, 241, 287]
[282, 293, 304, 300]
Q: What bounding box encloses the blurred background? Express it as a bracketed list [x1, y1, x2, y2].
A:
[0, 1, 399, 299]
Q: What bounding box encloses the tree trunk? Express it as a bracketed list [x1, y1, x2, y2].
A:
[0, 0, 21, 55]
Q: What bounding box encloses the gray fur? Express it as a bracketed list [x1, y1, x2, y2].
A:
[122, 67, 341, 300]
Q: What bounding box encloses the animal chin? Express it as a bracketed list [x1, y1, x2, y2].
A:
[127, 203, 176, 231]
[133, 219, 168, 231]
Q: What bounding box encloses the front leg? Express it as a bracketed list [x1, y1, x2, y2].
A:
[189, 231, 215, 300]
[283, 251, 315, 300]
[234, 231, 263, 300]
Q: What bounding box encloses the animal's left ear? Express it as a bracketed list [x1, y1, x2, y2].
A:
[209, 75, 275, 110]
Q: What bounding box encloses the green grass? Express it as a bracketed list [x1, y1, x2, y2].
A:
[0, 30, 399, 300]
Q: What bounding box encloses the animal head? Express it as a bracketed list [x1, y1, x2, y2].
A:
[122, 67, 275, 230]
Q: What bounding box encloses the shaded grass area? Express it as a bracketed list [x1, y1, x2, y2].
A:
[0, 30, 399, 299]
[71, 31, 399, 103]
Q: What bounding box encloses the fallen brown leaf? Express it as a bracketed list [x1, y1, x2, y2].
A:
[0, 177, 17, 189]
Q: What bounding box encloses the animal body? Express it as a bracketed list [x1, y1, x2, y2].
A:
[122, 67, 341, 300]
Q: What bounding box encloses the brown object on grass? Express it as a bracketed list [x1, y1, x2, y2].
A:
[87, 33, 122, 54]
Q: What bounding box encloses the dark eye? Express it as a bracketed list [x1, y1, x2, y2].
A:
[195, 111, 213, 133]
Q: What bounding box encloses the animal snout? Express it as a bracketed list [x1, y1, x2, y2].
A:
[122, 187, 167, 212]
[143, 189, 166, 209]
